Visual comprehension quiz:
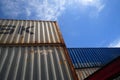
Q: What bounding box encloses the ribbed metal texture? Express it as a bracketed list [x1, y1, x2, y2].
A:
[0, 19, 62, 44]
[0, 46, 74, 80]
[0, 19, 78, 80]
[76, 68, 99, 80]
[68, 48, 120, 68]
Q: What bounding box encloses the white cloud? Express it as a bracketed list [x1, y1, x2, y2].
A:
[26, 8, 31, 17]
[108, 39, 120, 47]
[1, 0, 66, 20]
[74, 0, 105, 17]
[0, 0, 105, 20]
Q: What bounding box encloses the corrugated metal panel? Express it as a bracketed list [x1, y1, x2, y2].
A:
[0, 19, 62, 44]
[68, 48, 120, 68]
[0, 46, 74, 80]
[75, 68, 99, 80]
[0, 19, 78, 80]
[85, 56, 120, 80]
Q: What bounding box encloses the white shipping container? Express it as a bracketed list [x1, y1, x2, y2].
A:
[0, 19, 63, 44]
[0, 19, 78, 80]
[0, 46, 74, 80]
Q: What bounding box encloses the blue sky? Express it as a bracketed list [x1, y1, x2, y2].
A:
[0, 0, 120, 47]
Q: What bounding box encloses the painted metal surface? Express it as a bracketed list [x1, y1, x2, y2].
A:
[0, 19, 63, 44]
[0, 46, 74, 80]
[85, 56, 120, 80]
[0, 19, 78, 80]
[76, 68, 99, 80]
[68, 48, 120, 68]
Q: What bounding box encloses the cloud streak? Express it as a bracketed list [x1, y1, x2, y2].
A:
[0, 0, 105, 20]
[108, 39, 120, 47]
[0, 0, 66, 20]
[74, 0, 105, 17]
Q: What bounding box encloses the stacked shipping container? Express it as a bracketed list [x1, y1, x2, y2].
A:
[68, 48, 120, 80]
[0, 19, 78, 80]
[0, 20, 63, 44]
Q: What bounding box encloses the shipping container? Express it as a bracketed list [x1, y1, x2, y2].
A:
[68, 48, 120, 68]
[68, 48, 120, 80]
[85, 56, 120, 80]
[0, 19, 64, 44]
[0, 19, 78, 80]
[76, 68, 99, 80]
[0, 45, 76, 80]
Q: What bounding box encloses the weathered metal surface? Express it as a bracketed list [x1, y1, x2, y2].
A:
[0, 46, 74, 80]
[0, 19, 63, 44]
[0, 19, 78, 80]
[85, 56, 120, 80]
[68, 48, 120, 68]
[76, 68, 99, 80]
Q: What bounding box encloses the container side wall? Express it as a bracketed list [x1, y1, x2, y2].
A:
[0, 20, 62, 44]
[68, 48, 120, 68]
[76, 68, 100, 80]
[0, 46, 74, 80]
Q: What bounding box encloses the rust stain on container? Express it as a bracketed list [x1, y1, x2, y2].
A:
[0, 19, 78, 80]
[0, 46, 75, 80]
[76, 68, 99, 80]
[0, 19, 62, 44]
